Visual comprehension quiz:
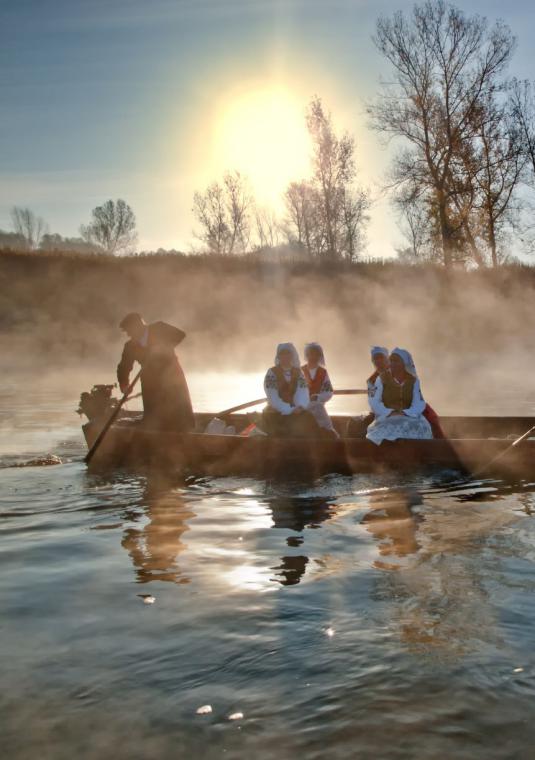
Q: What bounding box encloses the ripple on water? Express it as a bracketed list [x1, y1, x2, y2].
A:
[2, 381, 535, 758]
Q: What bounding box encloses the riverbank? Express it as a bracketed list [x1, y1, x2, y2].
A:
[2, 249, 535, 403]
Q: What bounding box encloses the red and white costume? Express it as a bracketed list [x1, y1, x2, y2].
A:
[302, 342, 337, 435]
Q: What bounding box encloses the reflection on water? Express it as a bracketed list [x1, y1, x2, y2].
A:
[121, 478, 196, 585]
[2, 376, 535, 758]
[361, 488, 422, 569]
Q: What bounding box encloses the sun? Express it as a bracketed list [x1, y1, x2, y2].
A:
[212, 85, 312, 206]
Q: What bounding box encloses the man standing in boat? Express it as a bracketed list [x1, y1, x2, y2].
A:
[117, 313, 194, 432]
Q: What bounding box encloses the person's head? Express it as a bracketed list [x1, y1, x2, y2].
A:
[119, 312, 146, 341]
[390, 348, 417, 380]
[275, 343, 299, 371]
[305, 343, 323, 369]
[371, 346, 389, 373]
[389, 351, 406, 378]
[278, 348, 293, 370]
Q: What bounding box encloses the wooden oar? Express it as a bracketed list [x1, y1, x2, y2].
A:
[218, 388, 367, 417]
[424, 422, 535, 495]
[85, 370, 142, 465]
[472, 423, 535, 479]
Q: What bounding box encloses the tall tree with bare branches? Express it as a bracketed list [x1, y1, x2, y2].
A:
[80, 199, 137, 254]
[307, 97, 369, 261]
[11, 206, 48, 249]
[369, 0, 515, 267]
[472, 92, 525, 266]
[193, 171, 253, 254]
[283, 98, 369, 261]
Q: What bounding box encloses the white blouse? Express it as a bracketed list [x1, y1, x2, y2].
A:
[368, 375, 426, 422]
[264, 368, 310, 416]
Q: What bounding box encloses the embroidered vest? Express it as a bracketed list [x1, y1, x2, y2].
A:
[271, 366, 300, 404]
[301, 365, 326, 396]
[380, 371, 415, 411]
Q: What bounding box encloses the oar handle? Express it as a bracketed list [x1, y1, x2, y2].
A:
[218, 388, 367, 417]
[85, 369, 142, 464]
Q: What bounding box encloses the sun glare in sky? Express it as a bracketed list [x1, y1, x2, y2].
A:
[212, 85, 313, 206]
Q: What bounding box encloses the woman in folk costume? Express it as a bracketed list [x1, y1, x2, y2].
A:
[263, 343, 320, 437]
[368, 346, 389, 399]
[367, 346, 445, 439]
[366, 348, 433, 445]
[346, 346, 390, 438]
[302, 342, 338, 438]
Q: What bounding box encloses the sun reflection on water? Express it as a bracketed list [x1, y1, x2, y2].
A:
[225, 563, 278, 593]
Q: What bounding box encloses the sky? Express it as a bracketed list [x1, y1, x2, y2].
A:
[2, 0, 535, 255]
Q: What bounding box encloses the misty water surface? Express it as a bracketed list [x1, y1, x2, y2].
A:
[2, 372, 535, 760]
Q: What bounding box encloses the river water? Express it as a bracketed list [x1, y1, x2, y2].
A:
[2, 372, 535, 759]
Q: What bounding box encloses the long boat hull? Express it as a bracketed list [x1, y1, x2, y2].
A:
[82, 413, 535, 480]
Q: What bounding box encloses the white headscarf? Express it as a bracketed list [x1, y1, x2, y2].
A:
[275, 342, 300, 369]
[391, 347, 417, 377]
[304, 342, 325, 366]
[371, 346, 389, 359]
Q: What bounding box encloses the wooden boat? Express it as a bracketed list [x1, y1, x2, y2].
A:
[82, 410, 535, 479]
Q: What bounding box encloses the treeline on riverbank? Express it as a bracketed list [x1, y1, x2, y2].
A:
[2, 247, 535, 402]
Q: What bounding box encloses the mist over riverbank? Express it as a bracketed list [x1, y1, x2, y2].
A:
[2, 248, 535, 412]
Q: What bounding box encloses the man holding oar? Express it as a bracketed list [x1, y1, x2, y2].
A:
[117, 313, 194, 432]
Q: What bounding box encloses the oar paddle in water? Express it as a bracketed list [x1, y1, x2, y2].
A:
[85, 369, 142, 465]
[424, 422, 535, 495]
[218, 389, 367, 417]
[472, 423, 535, 479]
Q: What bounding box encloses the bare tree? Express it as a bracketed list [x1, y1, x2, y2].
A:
[224, 171, 252, 253]
[340, 188, 370, 263]
[11, 206, 48, 249]
[80, 199, 137, 255]
[283, 181, 321, 258]
[254, 207, 283, 250]
[509, 78, 535, 253]
[471, 92, 525, 266]
[192, 171, 253, 254]
[510, 78, 535, 177]
[283, 98, 369, 262]
[192, 182, 229, 254]
[369, 0, 515, 267]
[395, 191, 442, 263]
[307, 97, 369, 261]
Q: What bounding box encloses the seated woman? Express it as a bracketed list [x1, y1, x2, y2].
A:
[366, 348, 433, 445]
[346, 346, 389, 438]
[368, 345, 389, 398]
[262, 343, 321, 437]
[302, 342, 338, 438]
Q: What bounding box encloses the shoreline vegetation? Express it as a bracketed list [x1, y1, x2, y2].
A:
[2, 247, 535, 383]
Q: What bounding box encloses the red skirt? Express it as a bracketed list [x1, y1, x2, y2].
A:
[423, 404, 445, 439]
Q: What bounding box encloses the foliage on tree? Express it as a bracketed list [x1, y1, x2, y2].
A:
[80, 199, 137, 255]
[192, 171, 253, 254]
[284, 98, 370, 261]
[40, 233, 103, 254]
[369, 0, 518, 267]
